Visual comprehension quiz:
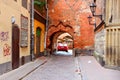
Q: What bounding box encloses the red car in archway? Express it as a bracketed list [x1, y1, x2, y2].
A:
[57, 43, 68, 52]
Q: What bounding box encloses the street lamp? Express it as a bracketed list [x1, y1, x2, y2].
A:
[90, 3, 96, 15]
[90, 3, 102, 20]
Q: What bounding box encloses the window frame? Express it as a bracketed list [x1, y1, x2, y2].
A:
[105, 0, 120, 26]
[22, 0, 28, 9]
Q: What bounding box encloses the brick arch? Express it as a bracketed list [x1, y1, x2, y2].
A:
[51, 31, 73, 48]
[47, 21, 74, 49]
[47, 31, 73, 54]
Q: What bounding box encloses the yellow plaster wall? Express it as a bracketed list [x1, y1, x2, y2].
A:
[34, 19, 45, 54]
[20, 0, 30, 57]
[0, 0, 30, 64]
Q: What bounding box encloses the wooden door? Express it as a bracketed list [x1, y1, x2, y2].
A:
[36, 27, 41, 57]
[12, 24, 20, 69]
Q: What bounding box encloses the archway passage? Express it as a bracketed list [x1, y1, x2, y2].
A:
[57, 33, 73, 49]
[56, 33, 73, 55]
[47, 21, 74, 54]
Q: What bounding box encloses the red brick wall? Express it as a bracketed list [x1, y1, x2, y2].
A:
[47, 0, 94, 49]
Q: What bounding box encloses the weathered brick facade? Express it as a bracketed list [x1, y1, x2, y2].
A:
[47, 0, 94, 50]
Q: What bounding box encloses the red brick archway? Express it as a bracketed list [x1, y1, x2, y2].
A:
[46, 21, 74, 51]
[46, 0, 95, 54]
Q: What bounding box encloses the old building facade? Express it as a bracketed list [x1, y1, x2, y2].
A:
[93, 0, 120, 69]
[34, 10, 46, 57]
[33, 0, 46, 57]
[0, 0, 31, 74]
[105, 0, 120, 68]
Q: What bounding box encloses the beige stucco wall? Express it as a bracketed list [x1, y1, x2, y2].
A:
[0, 0, 30, 64]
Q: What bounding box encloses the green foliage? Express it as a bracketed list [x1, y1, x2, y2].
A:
[34, 0, 46, 14]
[34, 0, 46, 8]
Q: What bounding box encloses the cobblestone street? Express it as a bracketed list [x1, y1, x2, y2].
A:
[22, 54, 81, 80]
[0, 51, 120, 80]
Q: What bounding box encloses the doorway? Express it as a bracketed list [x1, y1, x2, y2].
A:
[36, 27, 41, 57]
[12, 24, 20, 69]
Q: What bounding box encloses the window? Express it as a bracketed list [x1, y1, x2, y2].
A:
[110, 0, 120, 23]
[107, 0, 120, 24]
[22, 0, 28, 9]
[20, 15, 28, 47]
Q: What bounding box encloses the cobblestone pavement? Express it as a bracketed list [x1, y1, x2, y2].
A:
[78, 56, 120, 80]
[22, 55, 81, 80]
[2, 52, 119, 80]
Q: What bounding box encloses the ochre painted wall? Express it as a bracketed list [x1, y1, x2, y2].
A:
[0, 0, 30, 64]
[34, 19, 45, 54]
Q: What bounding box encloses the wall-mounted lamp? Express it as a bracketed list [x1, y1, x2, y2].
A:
[11, 16, 15, 24]
[90, 3, 102, 20]
[87, 15, 96, 27]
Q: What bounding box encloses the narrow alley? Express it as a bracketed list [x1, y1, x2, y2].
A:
[0, 0, 120, 80]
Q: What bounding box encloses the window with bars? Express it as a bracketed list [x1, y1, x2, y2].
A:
[22, 0, 28, 9]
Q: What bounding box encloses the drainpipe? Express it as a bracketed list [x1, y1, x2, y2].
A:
[30, 0, 34, 61]
[44, 0, 48, 55]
